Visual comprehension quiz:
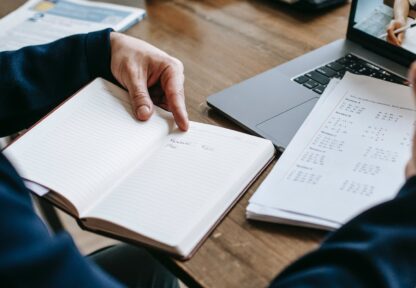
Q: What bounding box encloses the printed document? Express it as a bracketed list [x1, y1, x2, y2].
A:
[249, 73, 415, 225]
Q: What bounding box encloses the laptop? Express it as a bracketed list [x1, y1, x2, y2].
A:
[207, 0, 415, 150]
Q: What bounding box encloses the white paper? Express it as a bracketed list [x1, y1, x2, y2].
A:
[0, 0, 145, 52]
[24, 180, 49, 196]
[247, 203, 340, 231]
[250, 73, 414, 224]
[84, 121, 274, 247]
[401, 19, 416, 54]
[4, 79, 175, 214]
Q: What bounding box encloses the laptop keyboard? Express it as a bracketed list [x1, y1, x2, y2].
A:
[293, 54, 408, 95]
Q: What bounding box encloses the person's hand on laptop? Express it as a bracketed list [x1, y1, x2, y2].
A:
[110, 32, 189, 131]
[405, 62, 416, 178]
[387, 19, 406, 46]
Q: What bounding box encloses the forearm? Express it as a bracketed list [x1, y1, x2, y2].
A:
[0, 29, 115, 137]
[271, 176, 416, 287]
[394, 0, 410, 23]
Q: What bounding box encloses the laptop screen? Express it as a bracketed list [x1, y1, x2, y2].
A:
[352, 0, 416, 57]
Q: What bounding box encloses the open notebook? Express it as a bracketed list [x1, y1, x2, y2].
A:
[3, 78, 275, 259]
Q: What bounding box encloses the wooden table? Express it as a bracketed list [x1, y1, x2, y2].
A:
[1, 1, 351, 287]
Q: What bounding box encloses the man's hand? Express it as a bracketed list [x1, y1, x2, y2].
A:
[109, 32, 189, 131]
[387, 19, 406, 46]
[405, 62, 416, 179]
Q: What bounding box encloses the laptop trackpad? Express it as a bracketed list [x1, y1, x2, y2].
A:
[256, 97, 319, 148]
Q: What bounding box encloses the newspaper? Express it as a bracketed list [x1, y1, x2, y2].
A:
[0, 0, 146, 51]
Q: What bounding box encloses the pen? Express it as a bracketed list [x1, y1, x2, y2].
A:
[379, 22, 416, 39]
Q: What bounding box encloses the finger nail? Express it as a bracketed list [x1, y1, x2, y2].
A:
[181, 117, 190, 131]
[136, 105, 150, 120]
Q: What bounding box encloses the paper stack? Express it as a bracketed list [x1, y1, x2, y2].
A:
[247, 73, 414, 230]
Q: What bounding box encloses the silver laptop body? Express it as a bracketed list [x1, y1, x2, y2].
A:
[207, 0, 412, 150]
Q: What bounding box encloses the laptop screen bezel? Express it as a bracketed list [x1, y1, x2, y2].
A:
[347, 0, 416, 67]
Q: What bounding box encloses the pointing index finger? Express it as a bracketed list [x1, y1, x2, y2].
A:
[161, 60, 189, 131]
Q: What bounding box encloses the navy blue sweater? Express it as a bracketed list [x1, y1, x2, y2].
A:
[0, 29, 122, 287]
[1, 29, 416, 287]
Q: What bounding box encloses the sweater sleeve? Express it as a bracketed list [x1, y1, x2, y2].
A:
[0, 29, 124, 287]
[270, 176, 416, 288]
[0, 152, 123, 287]
[0, 28, 116, 137]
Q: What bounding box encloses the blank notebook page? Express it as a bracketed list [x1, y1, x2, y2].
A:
[86, 122, 272, 249]
[4, 79, 174, 214]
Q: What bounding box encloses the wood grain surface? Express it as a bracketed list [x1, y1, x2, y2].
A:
[1, 1, 351, 287]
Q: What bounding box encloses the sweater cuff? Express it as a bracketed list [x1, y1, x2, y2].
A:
[397, 175, 416, 198]
[85, 28, 117, 84]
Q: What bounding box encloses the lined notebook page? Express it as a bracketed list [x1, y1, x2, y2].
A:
[85, 122, 274, 252]
[4, 79, 174, 214]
